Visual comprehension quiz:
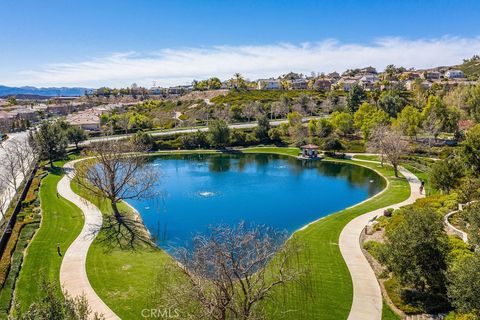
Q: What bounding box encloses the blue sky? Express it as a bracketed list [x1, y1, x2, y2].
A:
[1, 0, 480, 87]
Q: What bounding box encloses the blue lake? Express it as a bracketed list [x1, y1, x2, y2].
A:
[127, 153, 385, 250]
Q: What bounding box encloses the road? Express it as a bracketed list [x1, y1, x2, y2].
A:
[0, 131, 31, 218]
[82, 116, 322, 145]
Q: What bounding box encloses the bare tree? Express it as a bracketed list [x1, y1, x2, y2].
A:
[0, 144, 20, 191]
[74, 140, 157, 221]
[0, 180, 9, 219]
[242, 102, 259, 122]
[117, 113, 130, 134]
[10, 139, 34, 181]
[306, 100, 317, 116]
[155, 222, 304, 320]
[422, 111, 442, 151]
[271, 102, 285, 119]
[368, 126, 409, 177]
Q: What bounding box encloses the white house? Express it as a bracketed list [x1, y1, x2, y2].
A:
[445, 69, 465, 79]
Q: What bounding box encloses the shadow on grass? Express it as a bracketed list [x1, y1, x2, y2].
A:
[96, 213, 155, 252]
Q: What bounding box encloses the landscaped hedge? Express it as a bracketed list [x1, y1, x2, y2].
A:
[0, 222, 39, 317]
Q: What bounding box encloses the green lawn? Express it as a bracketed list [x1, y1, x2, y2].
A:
[67, 147, 410, 319]
[353, 154, 380, 162]
[70, 181, 175, 319]
[14, 161, 84, 311]
[382, 301, 401, 320]
[261, 155, 410, 319]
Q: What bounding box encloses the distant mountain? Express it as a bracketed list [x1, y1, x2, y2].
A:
[0, 85, 92, 97]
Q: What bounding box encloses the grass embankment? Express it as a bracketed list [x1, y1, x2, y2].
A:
[14, 161, 84, 311]
[245, 149, 410, 319]
[70, 181, 174, 319]
[69, 147, 410, 319]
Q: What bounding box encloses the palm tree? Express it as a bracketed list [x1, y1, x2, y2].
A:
[233, 73, 244, 89]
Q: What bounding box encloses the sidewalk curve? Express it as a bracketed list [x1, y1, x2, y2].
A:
[58, 160, 120, 320]
[339, 159, 423, 320]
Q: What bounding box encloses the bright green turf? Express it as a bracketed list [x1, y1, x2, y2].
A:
[382, 301, 401, 320]
[70, 181, 175, 319]
[14, 161, 84, 311]
[353, 154, 381, 162]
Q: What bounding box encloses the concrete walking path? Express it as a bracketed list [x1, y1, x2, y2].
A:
[339, 159, 424, 320]
[57, 160, 120, 320]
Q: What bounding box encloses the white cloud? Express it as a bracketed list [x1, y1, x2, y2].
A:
[5, 36, 480, 88]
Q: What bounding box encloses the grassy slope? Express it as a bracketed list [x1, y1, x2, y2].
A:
[69, 147, 410, 319]
[457, 59, 480, 79]
[14, 161, 84, 310]
[70, 182, 174, 319]
[254, 151, 410, 319]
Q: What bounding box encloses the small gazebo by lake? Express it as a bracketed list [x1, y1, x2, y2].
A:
[300, 144, 320, 159]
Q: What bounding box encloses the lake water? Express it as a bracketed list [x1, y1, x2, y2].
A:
[127, 153, 385, 250]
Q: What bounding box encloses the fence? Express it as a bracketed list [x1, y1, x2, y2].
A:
[0, 163, 39, 257]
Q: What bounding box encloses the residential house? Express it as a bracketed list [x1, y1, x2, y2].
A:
[405, 80, 432, 91]
[290, 78, 308, 90]
[422, 71, 441, 80]
[341, 79, 358, 91]
[445, 69, 465, 79]
[328, 71, 340, 79]
[402, 72, 421, 80]
[313, 79, 332, 91]
[66, 109, 101, 131]
[360, 66, 377, 74]
[149, 86, 165, 95]
[257, 79, 281, 90]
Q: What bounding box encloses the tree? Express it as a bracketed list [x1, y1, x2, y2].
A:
[447, 253, 480, 317]
[368, 127, 408, 177]
[208, 120, 230, 148]
[0, 144, 20, 191]
[316, 118, 334, 138]
[393, 105, 421, 139]
[429, 156, 464, 193]
[422, 96, 460, 136]
[66, 126, 87, 150]
[462, 124, 480, 176]
[287, 112, 306, 146]
[383, 207, 449, 293]
[353, 102, 390, 140]
[330, 111, 353, 136]
[346, 84, 366, 113]
[116, 113, 130, 134]
[323, 137, 344, 155]
[378, 90, 408, 117]
[242, 102, 259, 122]
[31, 121, 68, 167]
[0, 180, 9, 218]
[130, 131, 154, 151]
[255, 114, 270, 142]
[156, 223, 302, 320]
[75, 140, 157, 221]
[464, 202, 480, 247]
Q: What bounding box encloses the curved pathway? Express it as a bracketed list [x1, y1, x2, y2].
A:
[57, 160, 120, 319]
[339, 159, 423, 320]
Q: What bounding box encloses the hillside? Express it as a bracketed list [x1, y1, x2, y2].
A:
[456, 58, 480, 80]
